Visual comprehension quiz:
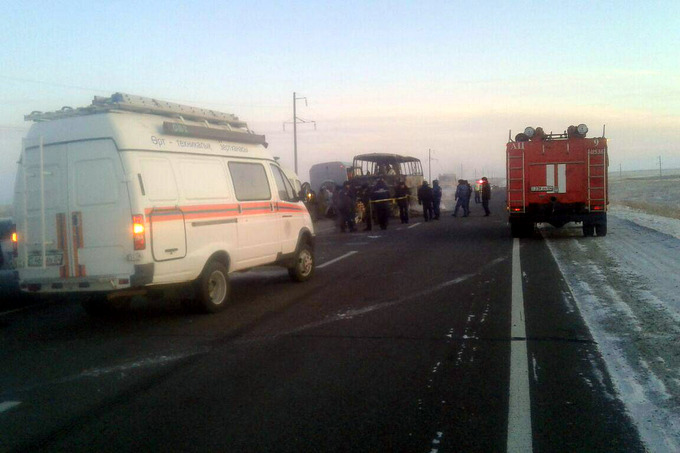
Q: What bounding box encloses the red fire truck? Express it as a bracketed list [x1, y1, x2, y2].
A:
[506, 124, 608, 237]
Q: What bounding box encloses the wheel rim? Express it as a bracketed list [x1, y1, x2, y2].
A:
[208, 270, 227, 305]
[297, 249, 313, 277]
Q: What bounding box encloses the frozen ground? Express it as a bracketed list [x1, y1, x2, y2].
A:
[542, 198, 680, 452]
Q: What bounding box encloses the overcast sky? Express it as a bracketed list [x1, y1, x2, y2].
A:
[1, 0, 679, 204]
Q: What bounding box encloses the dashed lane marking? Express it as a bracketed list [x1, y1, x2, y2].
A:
[316, 251, 358, 269]
[0, 401, 22, 413]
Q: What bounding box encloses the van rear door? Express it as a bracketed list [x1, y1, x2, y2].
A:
[20, 139, 133, 282]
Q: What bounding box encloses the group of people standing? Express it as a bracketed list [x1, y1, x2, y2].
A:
[334, 178, 396, 232]
[331, 176, 491, 233]
[452, 177, 491, 217]
[416, 180, 442, 221]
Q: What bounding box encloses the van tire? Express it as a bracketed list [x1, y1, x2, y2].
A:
[194, 261, 230, 313]
[288, 243, 315, 282]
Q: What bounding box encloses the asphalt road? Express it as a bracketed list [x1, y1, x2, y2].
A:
[0, 197, 645, 452]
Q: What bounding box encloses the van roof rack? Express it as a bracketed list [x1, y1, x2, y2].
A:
[24, 92, 248, 128]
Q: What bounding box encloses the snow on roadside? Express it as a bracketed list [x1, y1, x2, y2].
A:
[609, 204, 680, 240]
[543, 211, 680, 452]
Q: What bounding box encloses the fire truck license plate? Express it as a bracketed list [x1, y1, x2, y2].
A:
[28, 252, 64, 267]
[531, 186, 553, 192]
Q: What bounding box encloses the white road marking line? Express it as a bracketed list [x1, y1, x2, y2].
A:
[0, 401, 21, 413]
[407, 222, 422, 229]
[507, 238, 533, 452]
[316, 251, 358, 269]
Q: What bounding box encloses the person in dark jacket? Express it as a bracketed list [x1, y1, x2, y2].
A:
[394, 180, 410, 224]
[371, 178, 391, 230]
[465, 180, 473, 215]
[359, 183, 373, 231]
[481, 176, 491, 216]
[418, 181, 434, 221]
[452, 179, 471, 217]
[335, 182, 356, 232]
[432, 180, 442, 220]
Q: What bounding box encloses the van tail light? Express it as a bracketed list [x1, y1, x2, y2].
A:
[132, 215, 146, 250]
[12, 231, 18, 257]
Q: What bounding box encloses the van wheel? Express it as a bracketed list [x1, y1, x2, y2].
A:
[288, 243, 315, 282]
[194, 261, 230, 313]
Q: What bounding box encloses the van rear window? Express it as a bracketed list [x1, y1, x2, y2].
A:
[228, 162, 271, 201]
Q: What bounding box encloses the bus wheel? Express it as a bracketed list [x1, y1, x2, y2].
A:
[288, 243, 315, 282]
[194, 261, 230, 313]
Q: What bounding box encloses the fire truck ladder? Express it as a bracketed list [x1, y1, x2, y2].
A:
[507, 148, 526, 213]
[587, 150, 607, 211]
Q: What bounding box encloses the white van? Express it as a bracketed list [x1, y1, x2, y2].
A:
[13, 93, 315, 314]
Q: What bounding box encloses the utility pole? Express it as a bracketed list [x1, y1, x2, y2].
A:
[428, 149, 431, 182]
[283, 92, 316, 174]
[658, 156, 662, 179]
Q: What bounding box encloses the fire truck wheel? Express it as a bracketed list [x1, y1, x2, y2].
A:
[511, 221, 532, 238]
[194, 261, 230, 313]
[288, 243, 315, 282]
[595, 223, 607, 237]
[582, 224, 595, 237]
[510, 223, 520, 238]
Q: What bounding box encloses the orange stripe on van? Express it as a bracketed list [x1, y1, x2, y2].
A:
[143, 202, 302, 222]
[56, 213, 70, 278]
[72, 212, 83, 277]
[277, 202, 305, 213]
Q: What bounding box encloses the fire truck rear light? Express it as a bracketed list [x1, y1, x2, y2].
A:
[132, 215, 146, 250]
[592, 205, 603, 211]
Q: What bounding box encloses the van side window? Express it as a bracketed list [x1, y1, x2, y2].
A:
[270, 165, 297, 201]
[140, 158, 178, 201]
[178, 159, 231, 200]
[228, 162, 271, 201]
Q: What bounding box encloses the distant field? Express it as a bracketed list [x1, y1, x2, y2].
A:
[609, 168, 680, 220]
